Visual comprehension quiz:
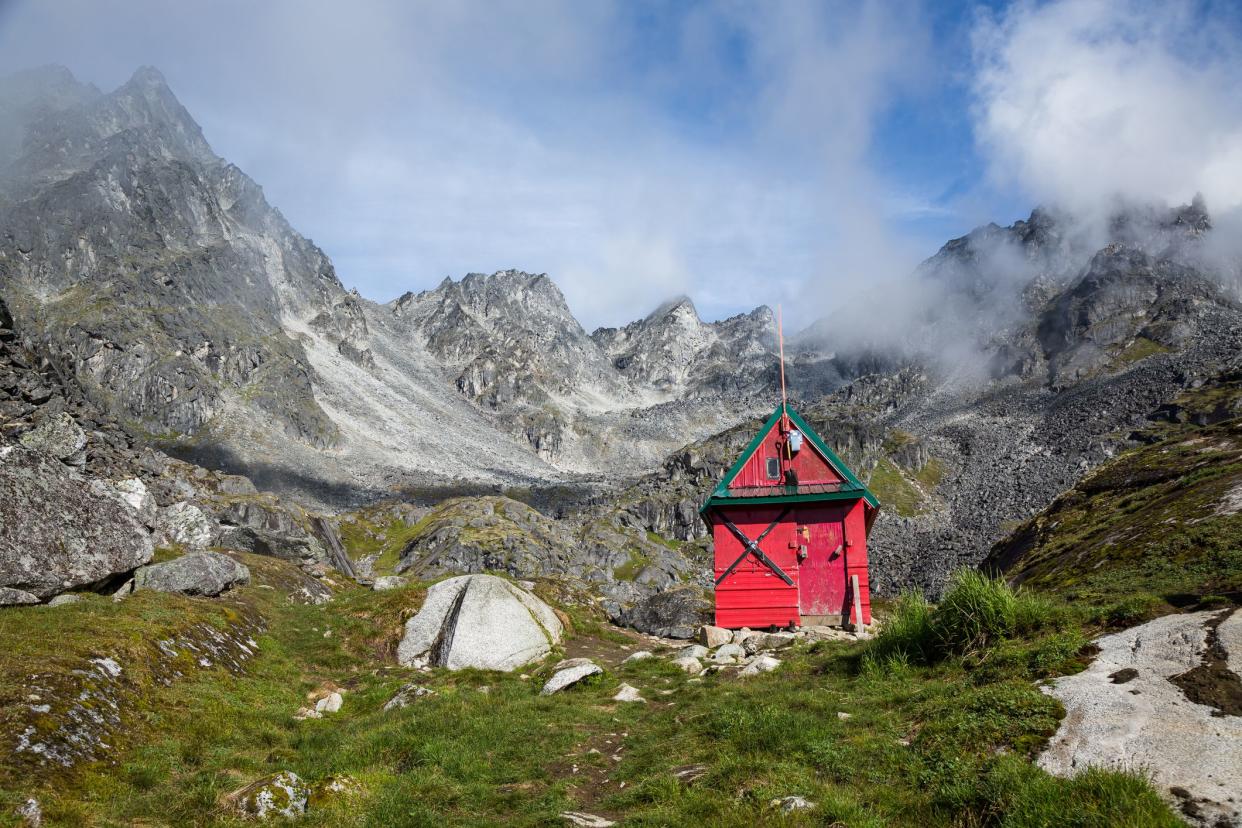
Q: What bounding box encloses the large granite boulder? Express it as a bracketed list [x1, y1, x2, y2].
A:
[397, 574, 562, 671]
[0, 444, 153, 599]
[134, 551, 250, 597]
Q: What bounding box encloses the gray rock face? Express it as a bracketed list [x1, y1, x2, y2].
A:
[614, 587, 711, 639]
[154, 502, 214, 549]
[698, 625, 731, 648]
[134, 551, 250, 597]
[110, 478, 157, 527]
[0, 67, 346, 455]
[591, 297, 775, 398]
[740, 655, 782, 676]
[396, 575, 563, 671]
[0, 444, 153, 598]
[18, 413, 86, 464]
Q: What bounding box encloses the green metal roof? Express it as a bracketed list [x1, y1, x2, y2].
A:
[699, 404, 880, 515]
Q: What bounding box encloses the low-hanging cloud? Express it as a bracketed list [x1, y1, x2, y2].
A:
[972, 0, 1242, 216]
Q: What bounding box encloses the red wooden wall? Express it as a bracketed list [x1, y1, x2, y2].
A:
[711, 498, 872, 628]
[729, 418, 845, 489]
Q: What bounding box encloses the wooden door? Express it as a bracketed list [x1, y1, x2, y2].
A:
[712, 505, 799, 629]
[797, 510, 847, 620]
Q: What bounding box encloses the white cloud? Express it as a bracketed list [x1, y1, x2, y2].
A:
[0, 0, 940, 330]
[972, 0, 1242, 214]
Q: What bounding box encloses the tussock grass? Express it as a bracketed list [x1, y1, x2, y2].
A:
[867, 570, 1067, 669]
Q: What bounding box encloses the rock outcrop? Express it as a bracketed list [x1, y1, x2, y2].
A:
[614, 587, 711, 639]
[1039, 612, 1242, 827]
[396, 575, 563, 671]
[0, 444, 153, 599]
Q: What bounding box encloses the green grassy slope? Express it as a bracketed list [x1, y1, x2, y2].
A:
[986, 373, 1242, 618]
[15, 374, 1242, 825]
[0, 556, 1181, 826]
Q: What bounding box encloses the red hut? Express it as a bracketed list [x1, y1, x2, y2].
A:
[699, 404, 880, 629]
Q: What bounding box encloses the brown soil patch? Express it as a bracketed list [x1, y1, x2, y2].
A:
[1170, 609, 1242, 717]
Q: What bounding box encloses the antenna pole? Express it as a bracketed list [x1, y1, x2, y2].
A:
[778, 305, 788, 434]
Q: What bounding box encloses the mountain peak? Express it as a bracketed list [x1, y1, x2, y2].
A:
[127, 65, 169, 88]
[645, 295, 700, 325]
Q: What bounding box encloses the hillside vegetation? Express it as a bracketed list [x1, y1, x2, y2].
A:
[986, 372, 1242, 616]
[0, 553, 1185, 826]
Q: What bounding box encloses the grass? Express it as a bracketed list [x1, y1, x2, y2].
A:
[0, 555, 1182, 827]
[612, 549, 651, 582]
[1111, 336, 1171, 367]
[867, 457, 925, 517]
[338, 509, 434, 576]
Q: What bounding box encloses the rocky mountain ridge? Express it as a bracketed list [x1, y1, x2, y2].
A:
[0, 66, 784, 506]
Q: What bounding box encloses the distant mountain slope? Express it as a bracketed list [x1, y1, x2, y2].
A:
[0, 67, 783, 504]
[983, 370, 1242, 606]
[602, 205, 1242, 597]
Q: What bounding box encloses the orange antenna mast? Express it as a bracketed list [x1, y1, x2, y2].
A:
[777, 305, 789, 433]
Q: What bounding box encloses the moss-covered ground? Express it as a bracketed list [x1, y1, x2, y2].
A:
[0, 555, 1184, 826]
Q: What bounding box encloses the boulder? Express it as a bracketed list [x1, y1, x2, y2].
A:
[615, 586, 711, 639]
[541, 661, 603, 695]
[315, 691, 343, 714]
[712, 643, 745, 663]
[0, 445, 153, 599]
[372, 575, 408, 591]
[740, 655, 782, 676]
[698, 625, 731, 648]
[740, 631, 796, 654]
[676, 644, 708, 660]
[552, 657, 597, 671]
[613, 683, 646, 703]
[670, 656, 703, 675]
[134, 552, 250, 597]
[228, 771, 309, 820]
[154, 502, 213, 549]
[19, 413, 86, 464]
[396, 574, 562, 671]
[731, 627, 753, 644]
[0, 586, 39, 606]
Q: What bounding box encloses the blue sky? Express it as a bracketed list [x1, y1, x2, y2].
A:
[1, 1, 1239, 329]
